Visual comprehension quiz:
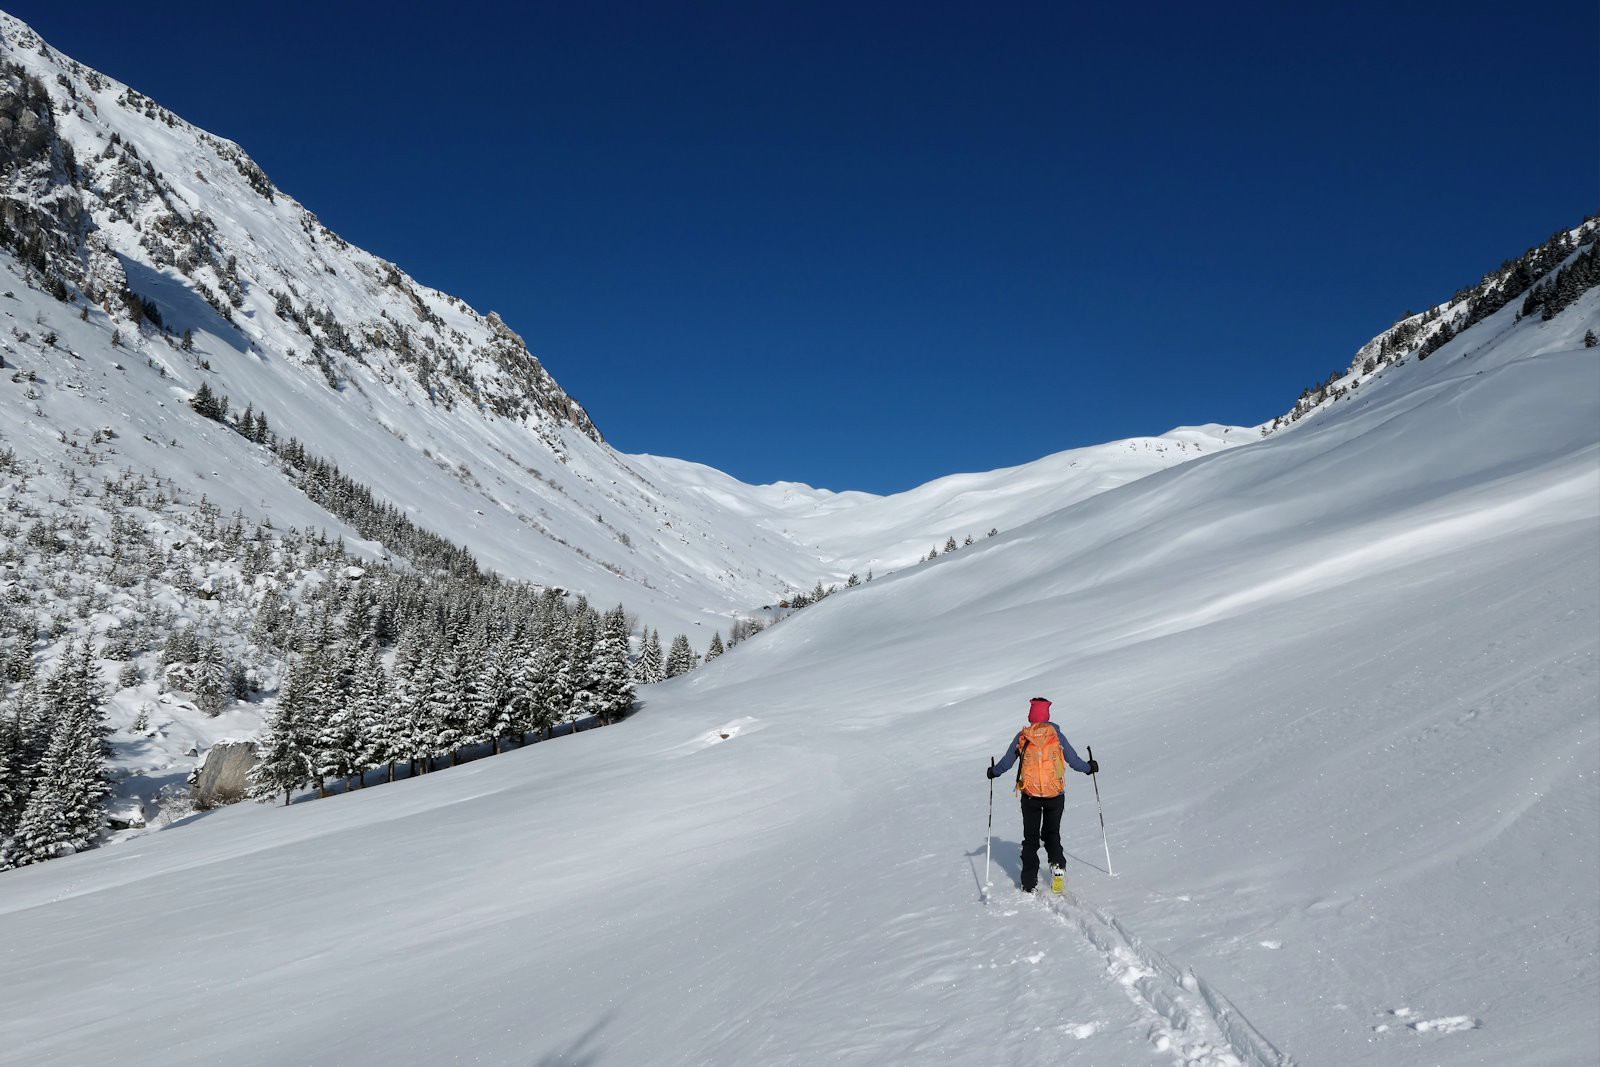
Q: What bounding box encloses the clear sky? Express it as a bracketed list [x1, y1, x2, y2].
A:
[11, 1, 1595, 493]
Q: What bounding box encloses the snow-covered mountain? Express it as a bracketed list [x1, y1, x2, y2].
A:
[3, 202, 1595, 1065]
[0, 12, 1246, 854]
[2, 9, 1598, 1065]
[0, 11, 1240, 640]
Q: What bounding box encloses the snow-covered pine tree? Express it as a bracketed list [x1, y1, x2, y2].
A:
[633, 628, 664, 684]
[705, 632, 724, 662]
[3, 642, 110, 867]
[391, 630, 436, 775]
[565, 604, 598, 728]
[2, 758, 70, 869]
[503, 624, 543, 745]
[342, 584, 377, 648]
[665, 634, 695, 678]
[160, 626, 200, 667]
[315, 649, 364, 795]
[541, 610, 575, 739]
[303, 617, 348, 797]
[250, 656, 317, 806]
[4, 682, 46, 816]
[0, 700, 20, 840]
[57, 641, 111, 850]
[193, 639, 229, 716]
[591, 605, 634, 726]
[250, 593, 283, 650]
[348, 643, 392, 784]
[481, 623, 522, 752]
[460, 624, 497, 752]
[432, 640, 471, 767]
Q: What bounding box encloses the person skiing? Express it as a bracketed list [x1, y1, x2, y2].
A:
[986, 697, 1097, 893]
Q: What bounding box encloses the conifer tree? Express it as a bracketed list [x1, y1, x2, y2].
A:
[634, 628, 664, 684]
[480, 626, 519, 753]
[251, 656, 317, 805]
[591, 606, 634, 726]
[193, 640, 229, 716]
[705, 632, 725, 662]
[432, 642, 472, 765]
[316, 652, 364, 794]
[665, 634, 695, 678]
[349, 643, 393, 782]
[4, 643, 110, 866]
[302, 618, 347, 796]
[504, 625, 543, 743]
[7, 682, 46, 811]
[461, 625, 498, 751]
[0, 699, 21, 840]
[392, 631, 437, 775]
[565, 604, 599, 727]
[541, 611, 576, 735]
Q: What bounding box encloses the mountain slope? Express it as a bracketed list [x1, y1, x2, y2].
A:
[2, 230, 1595, 1065]
[0, 11, 1243, 647]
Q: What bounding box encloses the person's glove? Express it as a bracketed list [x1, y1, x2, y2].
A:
[1085, 759, 1099, 775]
[986, 765, 998, 779]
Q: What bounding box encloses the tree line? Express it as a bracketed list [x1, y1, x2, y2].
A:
[0, 426, 728, 869]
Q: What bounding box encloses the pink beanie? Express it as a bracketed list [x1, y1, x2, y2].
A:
[1028, 697, 1052, 723]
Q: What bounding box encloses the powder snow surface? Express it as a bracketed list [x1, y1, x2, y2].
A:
[2, 268, 1596, 1064]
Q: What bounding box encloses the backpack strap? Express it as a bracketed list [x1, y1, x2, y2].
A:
[1013, 731, 1026, 795]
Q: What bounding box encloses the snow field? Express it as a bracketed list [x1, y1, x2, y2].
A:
[3, 12, 1598, 1065]
[3, 312, 1596, 1063]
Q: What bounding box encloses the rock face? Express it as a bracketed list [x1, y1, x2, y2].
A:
[189, 740, 259, 807]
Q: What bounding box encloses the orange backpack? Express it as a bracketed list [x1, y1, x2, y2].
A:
[1015, 723, 1066, 797]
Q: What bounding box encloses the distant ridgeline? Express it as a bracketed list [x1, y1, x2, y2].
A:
[1268, 216, 1599, 433]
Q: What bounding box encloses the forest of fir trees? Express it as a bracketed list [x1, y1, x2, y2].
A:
[0, 434, 734, 870]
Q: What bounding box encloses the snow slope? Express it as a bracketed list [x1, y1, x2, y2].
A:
[635, 424, 1247, 576]
[2, 251, 1595, 1064]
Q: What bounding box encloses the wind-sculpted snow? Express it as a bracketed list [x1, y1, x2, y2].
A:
[3, 250, 1596, 1063]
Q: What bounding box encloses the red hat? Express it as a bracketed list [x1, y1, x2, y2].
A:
[1028, 697, 1052, 723]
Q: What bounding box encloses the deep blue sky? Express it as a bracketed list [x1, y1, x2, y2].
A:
[13, 2, 1595, 492]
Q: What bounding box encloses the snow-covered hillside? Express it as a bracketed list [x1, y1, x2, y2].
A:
[637, 424, 1247, 576]
[0, 10, 1238, 641]
[1, 7, 1262, 821]
[3, 195, 1596, 1067]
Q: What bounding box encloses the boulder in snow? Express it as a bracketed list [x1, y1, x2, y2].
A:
[189, 740, 259, 807]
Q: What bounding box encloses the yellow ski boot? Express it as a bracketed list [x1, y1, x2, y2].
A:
[1051, 865, 1065, 894]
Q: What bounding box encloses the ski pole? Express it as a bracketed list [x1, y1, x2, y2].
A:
[1088, 744, 1114, 876]
[984, 756, 995, 889]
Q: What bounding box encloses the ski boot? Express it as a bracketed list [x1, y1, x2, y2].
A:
[1051, 865, 1065, 894]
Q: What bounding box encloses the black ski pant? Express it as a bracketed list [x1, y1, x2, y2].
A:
[1019, 792, 1065, 890]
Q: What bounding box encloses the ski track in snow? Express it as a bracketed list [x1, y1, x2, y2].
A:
[1016, 887, 1295, 1067]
